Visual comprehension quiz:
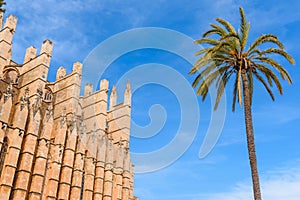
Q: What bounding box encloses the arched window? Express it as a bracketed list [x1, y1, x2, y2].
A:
[4, 70, 18, 84]
[43, 88, 53, 102]
[0, 137, 8, 175]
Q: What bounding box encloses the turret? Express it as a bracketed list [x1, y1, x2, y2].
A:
[72, 61, 82, 75]
[100, 79, 109, 91]
[4, 14, 17, 32]
[40, 39, 53, 56]
[110, 86, 117, 109]
[56, 66, 67, 80]
[24, 46, 37, 63]
[124, 81, 131, 106]
[84, 84, 93, 97]
[0, 14, 18, 75]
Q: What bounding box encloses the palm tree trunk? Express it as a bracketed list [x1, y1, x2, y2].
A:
[241, 70, 262, 200]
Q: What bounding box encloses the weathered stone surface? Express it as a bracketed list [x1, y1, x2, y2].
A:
[0, 12, 138, 200]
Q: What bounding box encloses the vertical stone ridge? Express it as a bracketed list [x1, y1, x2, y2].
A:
[69, 116, 87, 200]
[28, 104, 54, 200]
[0, 11, 138, 200]
[0, 89, 29, 200]
[57, 113, 78, 199]
[0, 83, 13, 158]
[42, 115, 68, 199]
[82, 130, 97, 200]
[93, 136, 107, 200]
[103, 139, 114, 200]
[12, 102, 42, 200]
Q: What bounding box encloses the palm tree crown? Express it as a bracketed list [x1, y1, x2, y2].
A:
[190, 7, 295, 111]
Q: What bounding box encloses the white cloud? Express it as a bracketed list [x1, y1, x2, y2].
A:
[204, 161, 300, 200]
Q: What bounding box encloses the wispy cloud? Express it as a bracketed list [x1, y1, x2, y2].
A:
[204, 161, 300, 200]
[254, 104, 300, 125]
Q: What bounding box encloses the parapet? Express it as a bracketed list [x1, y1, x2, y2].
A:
[23, 46, 37, 63]
[4, 14, 17, 32]
[56, 66, 67, 80]
[72, 62, 82, 75]
[84, 83, 93, 97]
[40, 39, 53, 56]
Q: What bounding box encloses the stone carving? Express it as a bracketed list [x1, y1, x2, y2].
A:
[32, 88, 43, 117]
[20, 87, 30, 111]
[67, 112, 77, 132]
[45, 103, 53, 122]
[59, 107, 67, 128]
[3, 82, 14, 103]
[79, 113, 86, 136]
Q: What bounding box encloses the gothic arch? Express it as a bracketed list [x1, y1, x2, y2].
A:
[43, 86, 53, 102]
[2, 65, 20, 84]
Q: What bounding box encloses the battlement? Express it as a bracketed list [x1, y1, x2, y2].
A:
[0, 12, 137, 200]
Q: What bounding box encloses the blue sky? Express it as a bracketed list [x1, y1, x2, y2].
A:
[5, 0, 300, 199]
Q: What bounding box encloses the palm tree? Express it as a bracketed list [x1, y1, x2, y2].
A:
[189, 7, 295, 200]
[0, 0, 6, 13]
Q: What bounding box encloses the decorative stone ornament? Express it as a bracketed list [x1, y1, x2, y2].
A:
[59, 107, 67, 128]
[32, 88, 43, 117]
[45, 103, 53, 122]
[3, 82, 14, 103]
[20, 87, 30, 111]
[67, 112, 77, 132]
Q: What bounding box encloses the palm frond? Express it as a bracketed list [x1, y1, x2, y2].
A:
[202, 23, 228, 37]
[253, 71, 275, 100]
[239, 7, 250, 51]
[195, 38, 220, 45]
[248, 34, 284, 53]
[210, 24, 228, 36]
[214, 71, 233, 110]
[220, 33, 240, 41]
[195, 66, 230, 100]
[216, 18, 236, 34]
[232, 74, 239, 112]
[256, 57, 292, 84]
[190, 52, 214, 74]
[261, 48, 295, 64]
[192, 63, 216, 88]
[195, 47, 213, 56]
[255, 64, 283, 94]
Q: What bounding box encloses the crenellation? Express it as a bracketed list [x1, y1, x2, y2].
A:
[84, 83, 93, 97]
[100, 79, 109, 91]
[0, 11, 137, 200]
[124, 81, 131, 106]
[109, 86, 117, 110]
[40, 39, 53, 56]
[3, 14, 17, 32]
[0, 14, 17, 44]
[24, 46, 37, 64]
[56, 66, 67, 80]
[72, 61, 82, 75]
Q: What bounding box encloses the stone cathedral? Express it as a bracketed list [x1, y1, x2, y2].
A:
[0, 13, 138, 200]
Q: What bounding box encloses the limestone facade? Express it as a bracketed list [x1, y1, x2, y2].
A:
[0, 12, 138, 200]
